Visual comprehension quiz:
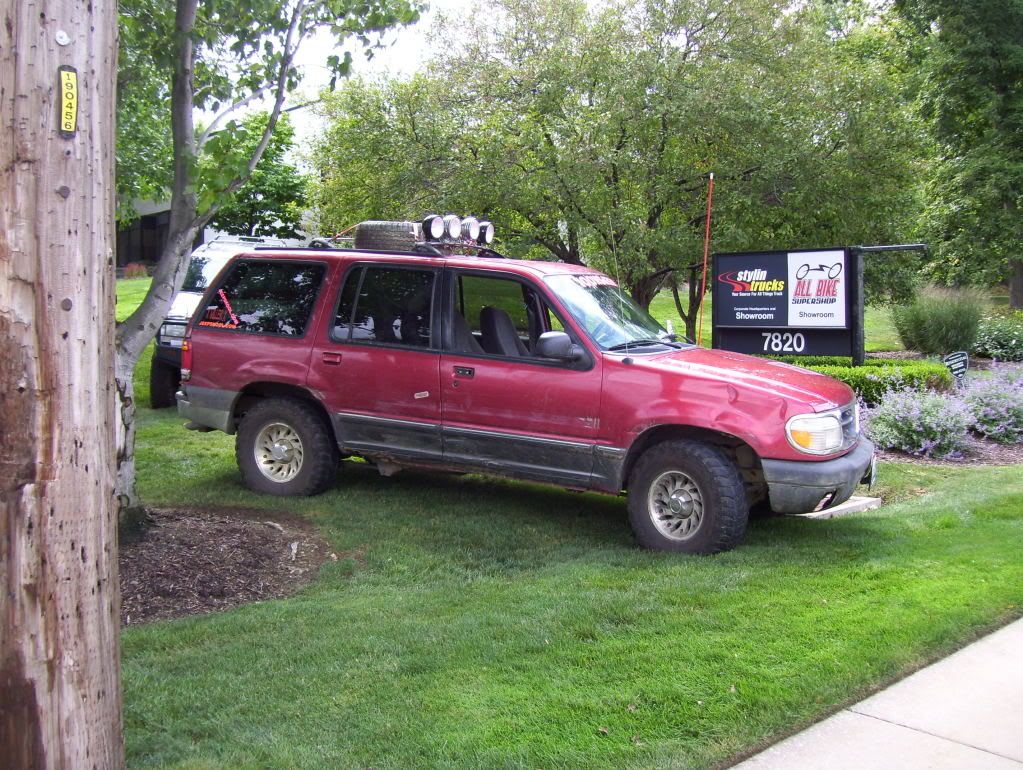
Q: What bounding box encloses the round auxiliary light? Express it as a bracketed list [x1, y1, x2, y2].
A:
[477, 220, 495, 245]
[422, 214, 445, 240]
[442, 214, 462, 240]
[461, 216, 481, 241]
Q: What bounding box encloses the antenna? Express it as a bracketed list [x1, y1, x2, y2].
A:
[608, 215, 631, 360]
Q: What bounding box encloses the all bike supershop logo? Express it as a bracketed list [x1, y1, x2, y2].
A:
[717, 268, 785, 297]
[791, 260, 843, 306]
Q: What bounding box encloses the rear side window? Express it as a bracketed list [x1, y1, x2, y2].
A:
[332, 266, 435, 347]
[198, 260, 325, 337]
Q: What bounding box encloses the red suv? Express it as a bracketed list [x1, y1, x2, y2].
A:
[177, 219, 874, 553]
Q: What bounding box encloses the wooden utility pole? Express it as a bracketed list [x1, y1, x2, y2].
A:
[1, 1, 123, 768]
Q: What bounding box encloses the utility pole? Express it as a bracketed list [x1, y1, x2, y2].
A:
[1, 1, 124, 767]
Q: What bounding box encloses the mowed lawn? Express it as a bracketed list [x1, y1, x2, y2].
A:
[118, 278, 1023, 768]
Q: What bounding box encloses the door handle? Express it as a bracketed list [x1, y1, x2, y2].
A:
[453, 366, 474, 378]
[322, 352, 343, 365]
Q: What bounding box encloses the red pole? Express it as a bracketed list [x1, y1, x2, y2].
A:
[696, 172, 715, 346]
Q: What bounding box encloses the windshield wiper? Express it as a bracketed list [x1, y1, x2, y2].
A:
[606, 338, 680, 351]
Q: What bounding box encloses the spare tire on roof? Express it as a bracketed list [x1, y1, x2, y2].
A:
[353, 220, 418, 252]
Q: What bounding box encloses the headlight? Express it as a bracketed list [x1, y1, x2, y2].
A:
[160, 323, 186, 339]
[786, 410, 844, 455]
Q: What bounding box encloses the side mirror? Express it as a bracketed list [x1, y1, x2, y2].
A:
[537, 331, 583, 361]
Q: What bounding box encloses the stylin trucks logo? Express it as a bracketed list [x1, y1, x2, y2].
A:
[718, 269, 785, 296]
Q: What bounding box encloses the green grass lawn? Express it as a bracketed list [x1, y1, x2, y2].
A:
[117, 278, 156, 404]
[118, 278, 1021, 768]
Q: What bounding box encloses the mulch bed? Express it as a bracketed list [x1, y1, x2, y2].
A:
[878, 434, 1023, 466]
[120, 508, 337, 626]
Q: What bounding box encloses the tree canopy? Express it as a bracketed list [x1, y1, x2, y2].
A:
[207, 112, 307, 238]
[897, 0, 1023, 306]
[310, 0, 926, 333]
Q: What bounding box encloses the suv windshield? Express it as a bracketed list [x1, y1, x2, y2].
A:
[546, 274, 686, 351]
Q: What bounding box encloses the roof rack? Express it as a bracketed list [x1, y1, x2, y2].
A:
[251, 242, 508, 259]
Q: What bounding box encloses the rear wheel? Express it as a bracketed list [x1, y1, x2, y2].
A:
[236, 398, 339, 496]
[149, 358, 179, 409]
[627, 439, 748, 553]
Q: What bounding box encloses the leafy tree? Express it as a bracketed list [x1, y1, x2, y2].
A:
[898, 0, 1023, 307]
[116, 4, 173, 222]
[113, 0, 420, 512]
[207, 112, 307, 238]
[312, 0, 925, 339]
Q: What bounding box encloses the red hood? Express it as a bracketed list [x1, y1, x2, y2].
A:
[628, 347, 855, 411]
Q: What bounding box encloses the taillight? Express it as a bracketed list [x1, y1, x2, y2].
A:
[180, 338, 192, 382]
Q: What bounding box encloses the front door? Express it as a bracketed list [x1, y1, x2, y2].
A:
[308, 262, 443, 462]
[440, 269, 602, 488]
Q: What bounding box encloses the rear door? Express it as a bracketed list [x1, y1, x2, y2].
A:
[439, 268, 602, 488]
[307, 261, 443, 462]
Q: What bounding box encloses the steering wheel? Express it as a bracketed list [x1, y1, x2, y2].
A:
[590, 319, 620, 347]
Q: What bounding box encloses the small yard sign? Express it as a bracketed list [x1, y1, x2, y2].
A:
[943, 351, 969, 383]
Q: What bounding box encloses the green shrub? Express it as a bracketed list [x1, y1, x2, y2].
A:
[767, 356, 953, 404]
[772, 355, 929, 368]
[809, 362, 952, 404]
[891, 287, 984, 355]
[972, 313, 1023, 362]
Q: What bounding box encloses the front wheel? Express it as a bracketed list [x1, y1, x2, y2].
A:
[236, 398, 339, 496]
[627, 440, 748, 553]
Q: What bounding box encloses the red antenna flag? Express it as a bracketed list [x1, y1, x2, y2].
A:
[697, 172, 715, 346]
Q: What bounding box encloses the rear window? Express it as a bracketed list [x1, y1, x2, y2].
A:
[332, 265, 436, 347]
[182, 249, 239, 292]
[197, 260, 325, 337]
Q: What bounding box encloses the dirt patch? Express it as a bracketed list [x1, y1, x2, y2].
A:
[120, 508, 337, 625]
[879, 434, 1023, 466]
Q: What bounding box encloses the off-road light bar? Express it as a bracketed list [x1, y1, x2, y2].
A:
[422, 213, 495, 244]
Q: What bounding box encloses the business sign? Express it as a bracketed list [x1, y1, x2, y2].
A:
[713, 248, 857, 356]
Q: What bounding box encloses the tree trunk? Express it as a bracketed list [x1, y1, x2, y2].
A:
[0, 0, 123, 767]
[1010, 258, 1023, 310]
[630, 266, 674, 309]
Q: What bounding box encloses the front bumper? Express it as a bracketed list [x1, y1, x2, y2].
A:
[761, 439, 875, 514]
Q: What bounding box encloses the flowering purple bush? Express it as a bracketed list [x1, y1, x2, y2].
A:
[963, 368, 1023, 444]
[863, 388, 973, 458]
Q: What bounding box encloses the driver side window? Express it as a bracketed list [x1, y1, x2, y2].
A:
[452, 273, 570, 359]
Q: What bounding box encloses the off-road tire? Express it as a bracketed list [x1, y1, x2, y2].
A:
[149, 358, 179, 409]
[353, 220, 418, 251]
[627, 439, 748, 554]
[236, 398, 339, 496]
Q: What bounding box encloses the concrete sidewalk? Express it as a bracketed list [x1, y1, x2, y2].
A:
[731, 618, 1023, 769]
